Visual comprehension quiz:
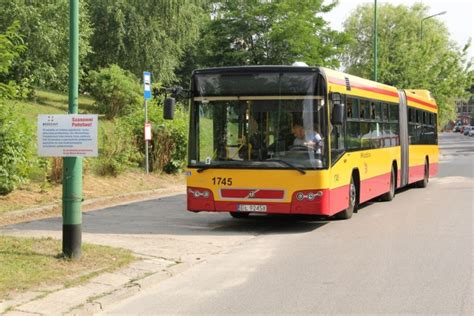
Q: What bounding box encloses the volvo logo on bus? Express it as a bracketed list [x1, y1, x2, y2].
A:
[247, 190, 259, 199]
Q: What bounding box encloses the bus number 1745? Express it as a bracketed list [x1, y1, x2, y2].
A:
[212, 177, 233, 186]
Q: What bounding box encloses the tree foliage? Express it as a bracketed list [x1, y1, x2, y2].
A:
[0, 103, 34, 195]
[87, 0, 208, 84]
[88, 65, 142, 119]
[193, 0, 347, 68]
[0, 0, 93, 92]
[343, 3, 473, 127]
[0, 21, 25, 98]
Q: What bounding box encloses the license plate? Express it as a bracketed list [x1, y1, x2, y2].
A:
[238, 204, 267, 213]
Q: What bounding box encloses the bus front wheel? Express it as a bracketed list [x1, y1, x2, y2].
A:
[336, 176, 356, 220]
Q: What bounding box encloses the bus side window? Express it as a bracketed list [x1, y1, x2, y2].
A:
[347, 98, 353, 118]
[389, 103, 399, 122]
[381, 103, 388, 121]
[370, 102, 376, 119]
[375, 102, 382, 120]
[360, 100, 370, 119]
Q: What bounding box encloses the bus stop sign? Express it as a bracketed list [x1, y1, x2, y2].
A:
[143, 71, 152, 100]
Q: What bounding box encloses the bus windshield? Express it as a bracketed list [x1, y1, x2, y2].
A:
[188, 70, 328, 170]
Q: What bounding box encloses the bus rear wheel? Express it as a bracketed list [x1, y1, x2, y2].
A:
[229, 212, 250, 219]
[416, 160, 429, 188]
[336, 176, 356, 220]
[380, 167, 396, 201]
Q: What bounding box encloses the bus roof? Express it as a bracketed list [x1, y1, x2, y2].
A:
[191, 65, 437, 112]
[320, 67, 437, 112]
[404, 89, 437, 112]
[192, 65, 320, 75]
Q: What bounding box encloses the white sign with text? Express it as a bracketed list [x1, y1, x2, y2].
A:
[37, 114, 98, 157]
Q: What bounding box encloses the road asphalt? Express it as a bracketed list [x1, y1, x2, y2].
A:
[1, 132, 473, 315]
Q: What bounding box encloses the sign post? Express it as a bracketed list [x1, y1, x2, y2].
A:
[63, 0, 81, 259]
[143, 72, 152, 174]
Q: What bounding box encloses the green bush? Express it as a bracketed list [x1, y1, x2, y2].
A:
[88, 65, 141, 119]
[94, 119, 141, 176]
[120, 99, 188, 174]
[0, 102, 34, 195]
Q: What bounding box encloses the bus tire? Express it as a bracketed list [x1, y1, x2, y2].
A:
[380, 167, 396, 201]
[229, 212, 250, 219]
[416, 159, 429, 188]
[336, 176, 356, 220]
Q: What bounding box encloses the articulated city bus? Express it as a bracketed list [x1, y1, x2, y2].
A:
[184, 65, 438, 219]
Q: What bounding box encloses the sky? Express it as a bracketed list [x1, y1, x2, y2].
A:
[324, 0, 473, 58]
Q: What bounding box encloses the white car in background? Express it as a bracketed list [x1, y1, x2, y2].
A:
[469, 128, 474, 137]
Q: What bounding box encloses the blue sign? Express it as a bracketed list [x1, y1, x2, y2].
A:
[143, 71, 152, 100]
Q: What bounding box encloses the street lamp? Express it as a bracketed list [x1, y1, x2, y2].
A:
[420, 11, 447, 40]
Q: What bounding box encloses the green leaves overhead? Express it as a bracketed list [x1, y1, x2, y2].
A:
[87, 0, 208, 84]
[0, 0, 92, 91]
[0, 21, 25, 99]
[195, 0, 347, 67]
[342, 3, 472, 126]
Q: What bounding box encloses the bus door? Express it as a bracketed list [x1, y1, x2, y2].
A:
[398, 90, 409, 187]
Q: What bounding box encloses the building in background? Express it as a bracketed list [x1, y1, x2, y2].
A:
[455, 92, 474, 126]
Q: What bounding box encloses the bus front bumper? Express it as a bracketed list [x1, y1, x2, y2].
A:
[187, 186, 349, 216]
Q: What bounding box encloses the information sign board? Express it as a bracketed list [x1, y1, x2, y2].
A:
[37, 114, 98, 157]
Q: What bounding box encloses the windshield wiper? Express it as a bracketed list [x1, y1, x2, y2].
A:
[196, 165, 212, 173]
[195, 159, 241, 173]
[267, 159, 306, 174]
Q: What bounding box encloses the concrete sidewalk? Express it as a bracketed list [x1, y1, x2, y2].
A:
[0, 190, 258, 315]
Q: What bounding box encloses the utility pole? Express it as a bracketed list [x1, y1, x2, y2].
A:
[420, 11, 447, 40]
[373, 0, 378, 82]
[62, 0, 82, 259]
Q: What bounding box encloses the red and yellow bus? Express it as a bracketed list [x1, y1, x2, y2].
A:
[185, 65, 438, 219]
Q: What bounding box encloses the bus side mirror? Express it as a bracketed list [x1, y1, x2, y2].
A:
[330, 93, 344, 125]
[164, 97, 175, 120]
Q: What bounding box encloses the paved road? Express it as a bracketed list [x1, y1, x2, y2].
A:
[98, 132, 473, 315]
[5, 133, 473, 314]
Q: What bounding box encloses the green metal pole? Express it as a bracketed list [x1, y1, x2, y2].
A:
[63, 0, 82, 259]
[373, 0, 378, 81]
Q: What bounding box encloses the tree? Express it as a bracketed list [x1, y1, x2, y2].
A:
[88, 65, 142, 119]
[87, 0, 208, 85]
[0, 0, 93, 92]
[192, 0, 347, 68]
[0, 21, 25, 98]
[343, 3, 473, 128]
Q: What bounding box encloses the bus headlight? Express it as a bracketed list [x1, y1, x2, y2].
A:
[189, 188, 211, 198]
[294, 191, 323, 201]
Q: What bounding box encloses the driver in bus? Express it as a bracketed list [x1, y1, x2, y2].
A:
[292, 123, 323, 154]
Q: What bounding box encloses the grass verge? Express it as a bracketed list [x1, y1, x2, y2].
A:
[0, 236, 135, 301]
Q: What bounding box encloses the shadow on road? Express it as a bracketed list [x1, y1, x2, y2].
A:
[4, 194, 328, 236]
